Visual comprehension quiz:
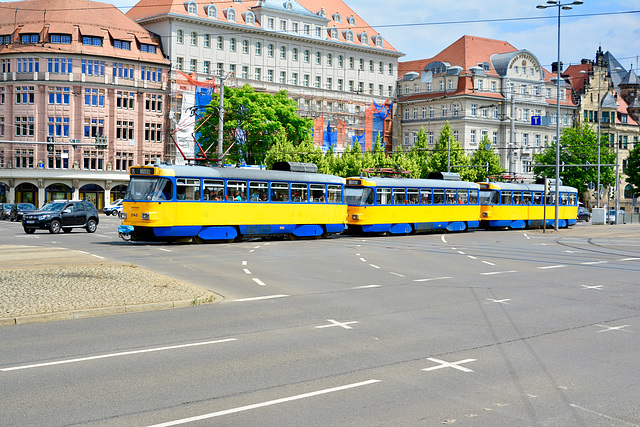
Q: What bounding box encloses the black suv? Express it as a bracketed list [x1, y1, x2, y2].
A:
[10, 203, 37, 221]
[22, 200, 99, 234]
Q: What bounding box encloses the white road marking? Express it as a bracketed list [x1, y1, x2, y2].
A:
[252, 278, 266, 286]
[538, 265, 566, 270]
[389, 272, 405, 277]
[480, 271, 517, 276]
[581, 285, 604, 290]
[148, 379, 381, 427]
[486, 298, 511, 304]
[523, 233, 530, 240]
[413, 276, 452, 282]
[243, 269, 252, 275]
[249, 249, 255, 253]
[242, 261, 248, 266]
[353, 285, 382, 289]
[158, 248, 172, 252]
[369, 264, 380, 269]
[441, 235, 447, 243]
[596, 324, 632, 333]
[423, 357, 476, 373]
[467, 255, 477, 260]
[91, 254, 105, 259]
[315, 319, 358, 329]
[359, 257, 367, 262]
[482, 261, 496, 266]
[76, 250, 89, 254]
[581, 261, 607, 265]
[621, 257, 640, 261]
[1, 339, 237, 372]
[233, 295, 289, 302]
[457, 251, 466, 255]
[95, 234, 111, 239]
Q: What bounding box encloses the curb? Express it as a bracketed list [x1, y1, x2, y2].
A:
[0, 296, 216, 326]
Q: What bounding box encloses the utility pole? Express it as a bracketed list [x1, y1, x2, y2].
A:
[217, 71, 226, 166]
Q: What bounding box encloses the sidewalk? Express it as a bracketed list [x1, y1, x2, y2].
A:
[0, 245, 215, 326]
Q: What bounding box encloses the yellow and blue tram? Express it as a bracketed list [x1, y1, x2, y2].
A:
[117, 163, 346, 242]
[478, 182, 578, 229]
[344, 176, 481, 234]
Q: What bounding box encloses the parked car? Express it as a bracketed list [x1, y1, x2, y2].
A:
[607, 210, 626, 224]
[577, 206, 591, 222]
[10, 203, 37, 221]
[22, 200, 99, 234]
[103, 199, 123, 216]
[1, 203, 13, 220]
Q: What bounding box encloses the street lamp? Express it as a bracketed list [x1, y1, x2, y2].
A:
[536, 0, 583, 231]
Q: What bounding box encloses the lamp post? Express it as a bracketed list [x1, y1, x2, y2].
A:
[536, 0, 583, 231]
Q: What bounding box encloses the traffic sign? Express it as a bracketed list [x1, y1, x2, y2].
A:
[531, 116, 541, 126]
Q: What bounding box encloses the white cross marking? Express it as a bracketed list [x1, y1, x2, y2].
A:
[486, 298, 511, 304]
[581, 285, 604, 290]
[596, 324, 632, 333]
[423, 357, 476, 373]
[315, 319, 358, 329]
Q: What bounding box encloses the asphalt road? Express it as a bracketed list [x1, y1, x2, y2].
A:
[1, 216, 640, 426]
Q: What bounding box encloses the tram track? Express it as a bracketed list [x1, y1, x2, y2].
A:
[556, 235, 640, 259]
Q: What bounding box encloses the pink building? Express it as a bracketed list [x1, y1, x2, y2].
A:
[0, 0, 170, 208]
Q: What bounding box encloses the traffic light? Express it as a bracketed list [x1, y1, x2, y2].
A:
[544, 178, 550, 196]
[609, 187, 614, 199]
[46, 136, 54, 152]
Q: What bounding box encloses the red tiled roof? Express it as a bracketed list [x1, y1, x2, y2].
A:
[564, 63, 591, 93]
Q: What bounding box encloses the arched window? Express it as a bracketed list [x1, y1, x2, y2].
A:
[245, 11, 255, 25]
[217, 36, 224, 50]
[347, 16, 356, 25]
[292, 48, 298, 61]
[279, 46, 286, 59]
[226, 8, 236, 22]
[374, 35, 383, 47]
[327, 53, 332, 66]
[330, 27, 338, 39]
[230, 38, 236, 52]
[345, 30, 354, 42]
[176, 29, 184, 44]
[361, 33, 368, 45]
[207, 5, 217, 18]
[190, 32, 197, 46]
[186, 0, 197, 15]
[333, 13, 341, 23]
[242, 39, 249, 53]
[624, 184, 634, 199]
[255, 42, 262, 55]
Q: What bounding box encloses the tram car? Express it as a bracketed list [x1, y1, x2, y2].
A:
[478, 181, 578, 229]
[345, 174, 481, 234]
[118, 162, 346, 242]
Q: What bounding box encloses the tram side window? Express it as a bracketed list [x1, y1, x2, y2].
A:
[227, 180, 247, 201]
[458, 189, 468, 204]
[446, 189, 457, 204]
[152, 178, 172, 201]
[522, 191, 532, 205]
[532, 192, 542, 205]
[271, 182, 289, 202]
[469, 189, 478, 204]
[560, 193, 569, 206]
[569, 193, 577, 206]
[393, 188, 406, 205]
[377, 188, 391, 205]
[407, 188, 419, 204]
[291, 183, 308, 202]
[176, 178, 201, 201]
[512, 191, 522, 205]
[546, 192, 553, 205]
[501, 191, 512, 205]
[310, 184, 326, 203]
[203, 179, 224, 201]
[249, 181, 268, 201]
[420, 188, 432, 204]
[433, 189, 445, 204]
[328, 185, 343, 204]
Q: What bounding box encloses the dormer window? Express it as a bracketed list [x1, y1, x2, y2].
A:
[360, 33, 368, 45]
[284, 1, 292, 10]
[82, 36, 102, 46]
[50, 34, 71, 44]
[330, 27, 338, 39]
[114, 40, 131, 50]
[244, 11, 255, 25]
[344, 30, 354, 42]
[141, 44, 157, 53]
[21, 34, 40, 44]
[347, 16, 356, 25]
[225, 8, 236, 22]
[186, 0, 197, 15]
[373, 35, 383, 47]
[333, 13, 341, 23]
[207, 4, 217, 18]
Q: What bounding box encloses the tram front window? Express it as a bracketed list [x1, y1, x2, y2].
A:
[126, 177, 173, 201]
[345, 187, 375, 205]
[479, 190, 499, 205]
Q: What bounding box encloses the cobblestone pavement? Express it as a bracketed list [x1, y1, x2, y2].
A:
[0, 245, 214, 326]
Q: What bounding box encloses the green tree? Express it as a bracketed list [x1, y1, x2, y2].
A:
[407, 127, 431, 178]
[426, 122, 473, 180]
[470, 135, 505, 182]
[198, 85, 313, 165]
[625, 142, 640, 197]
[533, 124, 616, 195]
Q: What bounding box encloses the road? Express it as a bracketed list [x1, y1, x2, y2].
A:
[2, 216, 640, 426]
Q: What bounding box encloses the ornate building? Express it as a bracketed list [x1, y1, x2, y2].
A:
[0, 0, 169, 208]
[125, 0, 402, 157]
[395, 35, 578, 181]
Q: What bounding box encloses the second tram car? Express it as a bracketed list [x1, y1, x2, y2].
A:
[478, 182, 578, 229]
[345, 176, 481, 234]
[118, 163, 346, 242]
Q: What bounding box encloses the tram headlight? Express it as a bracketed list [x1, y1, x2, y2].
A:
[352, 214, 361, 220]
[120, 212, 127, 219]
[142, 212, 150, 220]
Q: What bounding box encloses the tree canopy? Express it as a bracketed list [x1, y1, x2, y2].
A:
[625, 142, 640, 197]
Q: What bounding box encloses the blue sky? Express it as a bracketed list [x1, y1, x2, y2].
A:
[6, 0, 639, 73]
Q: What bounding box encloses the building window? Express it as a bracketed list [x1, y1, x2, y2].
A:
[15, 116, 35, 137]
[429, 107, 434, 118]
[15, 86, 35, 104]
[254, 67, 261, 81]
[145, 123, 162, 142]
[266, 43, 274, 57]
[48, 87, 70, 105]
[428, 132, 434, 145]
[470, 130, 476, 144]
[116, 91, 134, 109]
[255, 42, 262, 55]
[207, 5, 217, 18]
[338, 55, 344, 68]
[349, 57, 354, 69]
[114, 40, 131, 50]
[84, 118, 105, 138]
[14, 148, 34, 168]
[145, 94, 162, 112]
[303, 75, 310, 87]
[187, 0, 197, 14]
[315, 51, 321, 65]
[50, 34, 72, 44]
[280, 20, 287, 32]
[203, 61, 210, 74]
[471, 104, 477, 116]
[190, 59, 197, 72]
[17, 58, 40, 73]
[115, 120, 134, 140]
[227, 9, 236, 22]
[48, 117, 70, 137]
[241, 66, 248, 79]
[176, 57, 183, 71]
[303, 50, 310, 63]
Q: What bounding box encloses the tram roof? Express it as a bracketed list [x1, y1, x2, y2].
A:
[482, 182, 577, 192]
[147, 164, 345, 185]
[353, 176, 479, 189]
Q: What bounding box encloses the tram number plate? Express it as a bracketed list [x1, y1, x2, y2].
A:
[347, 179, 361, 185]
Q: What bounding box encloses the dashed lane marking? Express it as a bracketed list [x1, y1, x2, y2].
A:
[233, 295, 289, 302]
[1, 338, 237, 372]
[389, 272, 405, 277]
[91, 254, 105, 259]
[252, 278, 267, 286]
[482, 261, 496, 266]
[413, 276, 452, 282]
[538, 265, 567, 270]
[147, 379, 381, 427]
[158, 248, 172, 252]
[359, 257, 367, 263]
[353, 285, 381, 289]
[243, 269, 252, 275]
[369, 264, 380, 269]
[480, 271, 517, 276]
[621, 257, 640, 261]
[581, 261, 607, 265]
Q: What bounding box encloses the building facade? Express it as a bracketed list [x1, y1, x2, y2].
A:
[394, 36, 578, 181]
[125, 0, 402, 156]
[565, 48, 640, 213]
[0, 0, 170, 208]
